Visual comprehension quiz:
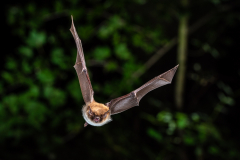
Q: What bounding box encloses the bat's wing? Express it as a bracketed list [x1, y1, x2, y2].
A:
[70, 16, 94, 104]
[108, 65, 179, 115]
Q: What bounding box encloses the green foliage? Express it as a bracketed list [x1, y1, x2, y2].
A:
[114, 43, 131, 60]
[147, 128, 162, 142]
[26, 30, 46, 48]
[93, 47, 111, 60]
[99, 15, 125, 39]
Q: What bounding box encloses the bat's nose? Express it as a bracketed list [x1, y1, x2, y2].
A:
[94, 117, 100, 122]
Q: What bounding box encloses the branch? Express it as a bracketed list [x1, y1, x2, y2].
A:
[131, 4, 233, 81]
[175, 12, 188, 110]
[131, 38, 177, 79]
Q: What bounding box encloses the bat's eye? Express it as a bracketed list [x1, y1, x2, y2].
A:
[89, 109, 94, 116]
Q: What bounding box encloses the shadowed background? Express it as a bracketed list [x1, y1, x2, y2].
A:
[1, 0, 240, 159]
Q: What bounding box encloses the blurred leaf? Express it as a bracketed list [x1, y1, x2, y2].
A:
[105, 61, 118, 72]
[211, 0, 221, 5]
[147, 128, 162, 142]
[78, 25, 94, 40]
[7, 7, 19, 25]
[157, 111, 172, 123]
[114, 43, 131, 60]
[191, 113, 200, 122]
[28, 85, 40, 98]
[5, 58, 17, 70]
[176, 112, 189, 129]
[197, 123, 221, 142]
[67, 80, 83, 103]
[134, 0, 146, 5]
[93, 46, 111, 60]
[24, 101, 47, 128]
[122, 61, 141, 80]
[22, 60, 32, 73]
[218, 92, 235, 106]
[210, 48, 219, 58]
[132, 34, 143, 47]
[43, 86, 66, 106]
[141, 113, 157, 124]
[99, 15, 125, 39]
[51, 48, 67, 69]
[202, 43, 211, 52]
[217, 81, 233, 95]
[195, 147, 203, 156]
[1, 72, 14, 84]
[167, 120, 176, 135]
[3, 95, 19, 114]
[208, 146, 219, 155]
[55, 1, 63, 11]
[27, 3, 35, 14]
[37, 69, 55, 84]
[26, 30, 46, 47]
[183, 133, 195, 145]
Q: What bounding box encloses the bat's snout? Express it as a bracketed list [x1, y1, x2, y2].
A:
[94, 117, 100, 123]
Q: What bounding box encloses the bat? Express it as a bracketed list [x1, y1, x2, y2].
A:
[70, 16, 179, 127]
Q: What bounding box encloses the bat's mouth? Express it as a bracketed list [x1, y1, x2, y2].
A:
[94, 117, 100, 123]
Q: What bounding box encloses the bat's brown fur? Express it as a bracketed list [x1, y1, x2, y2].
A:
[86, 101, 110, 123]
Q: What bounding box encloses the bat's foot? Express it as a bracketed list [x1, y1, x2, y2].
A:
[84, 122, 88, 127]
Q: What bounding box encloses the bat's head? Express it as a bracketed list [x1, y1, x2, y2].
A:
[82, 101, 111, 126]
[87, 106, 109, 123]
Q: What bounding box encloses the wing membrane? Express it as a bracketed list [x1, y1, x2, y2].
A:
[108, 65, 179, 115]
[70, 16, 94, 104]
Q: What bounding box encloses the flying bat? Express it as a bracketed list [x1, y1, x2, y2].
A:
[70, 16, 179, 127]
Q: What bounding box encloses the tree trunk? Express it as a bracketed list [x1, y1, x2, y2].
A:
[175, 0, 189, 110]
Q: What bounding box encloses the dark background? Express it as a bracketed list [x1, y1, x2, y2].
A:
[1, 0, 240, 159]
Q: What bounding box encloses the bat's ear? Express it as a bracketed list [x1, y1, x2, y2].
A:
[89, 107, 94, 116]
[102, 110, 110, 119]
[105, 102, 110, 107]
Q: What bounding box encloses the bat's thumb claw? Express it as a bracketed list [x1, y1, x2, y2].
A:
[84, 122, 88, 127]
